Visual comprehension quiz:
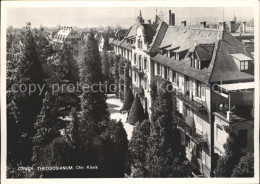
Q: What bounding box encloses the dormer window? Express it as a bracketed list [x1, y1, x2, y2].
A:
[166, 51, 171, 58]
[240, 61, 249, 70]
[230, 53, 252, 71]
[176, 53, 179, 60]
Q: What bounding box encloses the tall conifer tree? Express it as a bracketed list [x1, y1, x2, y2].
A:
[80, 32, 109, 131]
[10, 22, 44, 164]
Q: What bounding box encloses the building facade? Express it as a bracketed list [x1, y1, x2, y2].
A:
[52, 26, 81, 55]
[110, 10, 254, 177]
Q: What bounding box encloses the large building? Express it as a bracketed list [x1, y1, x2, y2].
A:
[52, 26, 82, 55]
[110, 10, 254, 177]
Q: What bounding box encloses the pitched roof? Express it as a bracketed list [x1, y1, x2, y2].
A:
[195, 44, 214, 61]
[152, 26, 222, 82]
[120, 24, 138, 50]
[159, 26, 222, 52]
[110, 29, 130, 47]
[152, 26, 254, 83]
[209, 31, 254, 83]
[148, 21, 168, 53]
[119, 21, 168, 53]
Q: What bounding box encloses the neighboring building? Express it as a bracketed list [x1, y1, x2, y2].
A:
[226, 15, 254, 53]
[110, 10, 254, 178]
[52, 26, 82, 55]
[98, 33, 115, 52]
[110, 29, 128, 55]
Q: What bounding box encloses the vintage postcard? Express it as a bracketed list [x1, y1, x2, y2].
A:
[1, 0, 259, 184]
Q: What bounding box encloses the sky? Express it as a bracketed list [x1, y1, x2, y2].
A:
[6, 7, 254, 28]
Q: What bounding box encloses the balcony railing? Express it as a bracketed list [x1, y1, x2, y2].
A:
[176, 92, 206, 112]
[133, 85, 144, 96]
[132, 65, 145, 75]
[176, 115, 208, 151]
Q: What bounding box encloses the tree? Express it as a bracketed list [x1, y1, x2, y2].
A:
[121, 88, 134, 112]
[34, 26, 54, 67]
[10, 23, 44, 165]
[102, 34, 112, 51]
[232, 152, 254, 177]
[80, 32, 109, 131]
[128, 95, 145, 125]
[100, 120, 128, 177]
[214, 129, 241, 177]
[129, 119, 151, 177]
[39, 137, 74, 178]
[32, 91, 63, 165]
[145, 79, 187, 177]
[101, 50, 110, 79]
[113, 54, 120, 96]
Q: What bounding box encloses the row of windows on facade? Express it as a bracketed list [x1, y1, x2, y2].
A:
[55, 35, 81, 42]
[114, 46, 133, 61]
[163, 49, 212, 70]
[153, 62, 205, 98]
[133, 72, 149, 90]
[124, 38, 143, 49]
[133, 54, 148, 70]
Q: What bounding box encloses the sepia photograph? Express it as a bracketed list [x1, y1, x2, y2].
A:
[1, 0, 259, 183]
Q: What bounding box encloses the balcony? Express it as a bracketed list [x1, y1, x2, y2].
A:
[213, 109, 251, 124]
[176, 92, 206, 112]
[133, 85, 144, 98]
[132, 65, 145, 76]
[176, 115, 208, 151]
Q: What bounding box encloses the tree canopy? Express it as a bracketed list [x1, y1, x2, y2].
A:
[128, 95, 145, 125]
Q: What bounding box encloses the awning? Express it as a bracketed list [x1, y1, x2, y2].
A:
[241, 39, 252, 43]
[218, 82, 255, 92]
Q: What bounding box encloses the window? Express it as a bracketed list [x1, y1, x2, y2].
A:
[176, 53, 180, 60]
[166, 51, 171, 58]
[144, 58, 147, 70]
[134, 54, 137, 64]
[173, 70, 177, 83]
[196, 145, 202, 159]
[238, 129, 247, 148]
[134, 72, 137, 82]
[240, 61, 249, 70]
[139, 56, 142, 70]
[216, 124, 226, 144]
[196, 81, 202, 98]
[138, 39, 143, 49]
[157, 63, 160, 75]
[164, 66, 168, 79]
[185, 135, 190, 148]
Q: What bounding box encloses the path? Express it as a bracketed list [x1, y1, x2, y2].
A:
[106, 94, 134, 140]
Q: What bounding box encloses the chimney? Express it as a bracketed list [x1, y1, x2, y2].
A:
[148, 20, 151, 24]
[200, 21, 207, 28]
[229, 21, 236, 33]
[242, 21, 246, 33]
[171, 13, 175, 26]
[181, 20, 187, 27]
[169, 10, 172, 26]
[218, 21, 226, 30]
